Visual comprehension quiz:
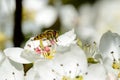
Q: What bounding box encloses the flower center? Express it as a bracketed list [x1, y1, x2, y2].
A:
[26, 37, 57, 60]
[36, 39, 56, 59]
[82, 42, 99, 64]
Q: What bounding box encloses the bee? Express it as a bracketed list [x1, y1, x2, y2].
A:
[43, 30, 58, 42]
[33, 30, 59, 49]
[34, 30, 58, 41]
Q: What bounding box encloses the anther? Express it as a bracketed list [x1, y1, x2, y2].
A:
[77, 63, 79, 66]
[60, 64, 63, 66]
[85, 72, 88, 75]
[52, 69, 55, 72]
[76, 75, 80, 78]
[12, 72, 15, 75]
[53, 78, 56, 80]
[111, 51, 114, 54]
[69, 70, 71, 74]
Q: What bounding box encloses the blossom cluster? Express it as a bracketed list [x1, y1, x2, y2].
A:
[0, 28, 120, 80]
[1, 0, 120, 80]
[1, 0, 120, 49]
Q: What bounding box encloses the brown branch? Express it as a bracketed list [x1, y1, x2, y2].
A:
[13, 0, 24, 47]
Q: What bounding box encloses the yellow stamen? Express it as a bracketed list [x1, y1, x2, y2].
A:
[62, 76, 71, 80]
[74, 75, 83, 80]
[77, 38, 82, 48]
[112, 62, 120, 69]
[43, 50, 56, 60]
[87, 57, 98, 64]
[118, 72, 120, 78]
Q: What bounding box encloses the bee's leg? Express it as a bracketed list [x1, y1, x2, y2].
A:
[48, 34, 52, 40]
[50, 38, 58, 45]
[55, 40, 58, 46]
[55, 38, 58, 42]
[50, 34, 55, 42]
[39, 39, 44, 49]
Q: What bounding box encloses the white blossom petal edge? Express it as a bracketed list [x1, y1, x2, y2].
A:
[99, 31, 120, 79]
[0, 51, 24, 80]
[4, 47, 31, 64]
[57, 29, 76, 47]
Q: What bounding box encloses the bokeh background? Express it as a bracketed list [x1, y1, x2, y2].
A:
[1, 0, 120, 50]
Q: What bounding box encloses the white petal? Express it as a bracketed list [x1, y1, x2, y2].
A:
[0, 0, 15, 15]
[0, 51, 5, 64]
[35, 6, 57, 28]
[24, 37, 52, 50]
[26, 61, 57, 80]
[84, 64, 107, 80]
[21, 49, 41, 63]
[23, 0, 48, 11]
[106, 73, 117, 80]
[25, 68, 39, 80]
[57, 29, 76, 47]
[22, 21, 42, 35]
[60, 5, 78, 31]
[4, 48, 31, 64]
[78, 4, 94, 26]
[28, 45, 87, 80]
[103, 57, 118, 77]
[0, 58, 24, 80]
[52, 45, 87, 78]
[24, 38, 40, 51]
[75, 25, 97, 43]
[99, 31, 120, 60]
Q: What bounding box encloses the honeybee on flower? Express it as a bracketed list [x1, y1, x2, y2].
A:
[33, 30, 58, 45]
[4, 29, 76, 63]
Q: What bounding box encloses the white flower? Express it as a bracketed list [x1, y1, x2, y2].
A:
[4, 29, 76, 63]
[84, 64, 107, 80]
[75, 4, 98, 43]
[25, 45, 87, 80]
[0, 51, 24, 80]
[106, 73, 118, 80]
[95, 0, 120, 35]
[75, 26, 97, 43]
[22, 0, 57, 34]
[99, 31, 120, 79]
[75, 1, 120, 44]
[81, 41, 102, 64]
[0, 0, 15, 37]
[25, 45, 107, 80]
[0, 0, 15, 48]
[4, 47, 31, 64]
[23, 0, 48, 10]
[78, 4, 95, 27]
[59, 5, 78, 32]
[0, 0, 15, 15]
